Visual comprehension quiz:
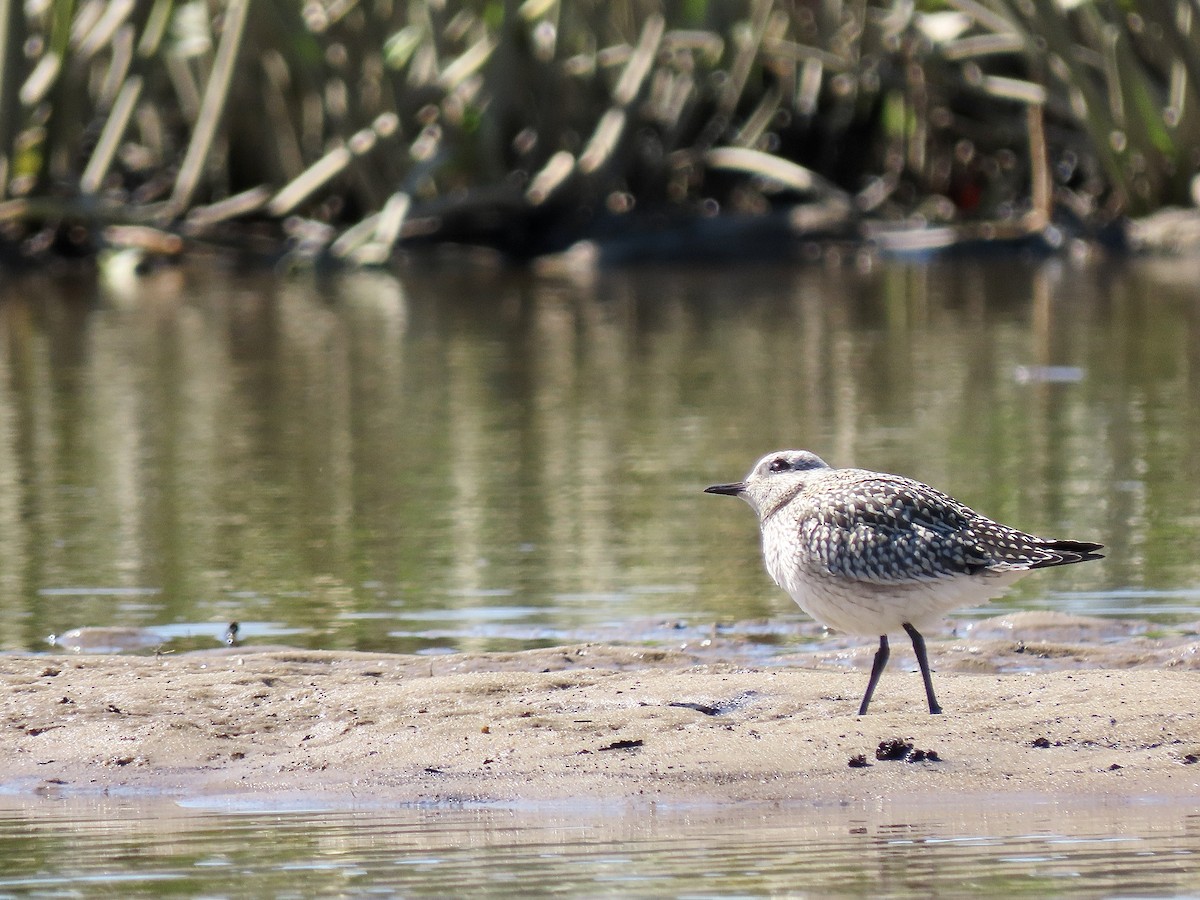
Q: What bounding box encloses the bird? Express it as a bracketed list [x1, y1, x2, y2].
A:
[704, 450, 1103, 715]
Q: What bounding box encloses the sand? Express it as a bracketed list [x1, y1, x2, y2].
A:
[4, 612, 1200, 807]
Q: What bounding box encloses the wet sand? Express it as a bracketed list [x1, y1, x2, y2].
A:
[4, 612, 1200, 807]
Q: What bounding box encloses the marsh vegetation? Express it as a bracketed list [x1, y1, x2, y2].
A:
[1, 0, 1197, 265]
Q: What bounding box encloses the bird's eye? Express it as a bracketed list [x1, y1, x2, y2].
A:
[768, 457, 790, 472]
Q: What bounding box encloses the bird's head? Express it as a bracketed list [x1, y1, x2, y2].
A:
[704, 450, 831, 518]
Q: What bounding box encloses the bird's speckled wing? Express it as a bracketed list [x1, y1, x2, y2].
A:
[796, 473, 1078, 583]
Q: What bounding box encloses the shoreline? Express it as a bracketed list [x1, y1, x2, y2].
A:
[2, 638, 1198, 808]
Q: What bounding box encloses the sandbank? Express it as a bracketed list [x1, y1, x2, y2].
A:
[3, 613, 1199, 808]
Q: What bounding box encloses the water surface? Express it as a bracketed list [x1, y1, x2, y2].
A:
[1, 794, 1197, 897]
[1, 256, 1197, 657]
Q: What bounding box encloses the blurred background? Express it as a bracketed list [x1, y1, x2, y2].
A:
[0, 1, 1198, 655]
[2, 0, 1199, 262]
[2, 255, 1198, 656]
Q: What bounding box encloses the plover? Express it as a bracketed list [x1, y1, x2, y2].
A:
[705, 450, 1103, 715]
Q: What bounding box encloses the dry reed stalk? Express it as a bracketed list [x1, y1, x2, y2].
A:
[166, 0, 250, 218]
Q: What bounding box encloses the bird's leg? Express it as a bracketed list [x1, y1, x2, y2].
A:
[903, 622, 943, 715]
[858, 634, 889, 716]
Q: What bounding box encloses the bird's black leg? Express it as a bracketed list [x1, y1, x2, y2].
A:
[858, 634, 889, 716]
[903, 622, 943, 715]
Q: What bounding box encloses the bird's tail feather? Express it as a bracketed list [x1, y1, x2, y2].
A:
[1027, 539, 1104, 569]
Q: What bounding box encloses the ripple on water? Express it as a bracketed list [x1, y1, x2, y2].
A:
[0, 797, 1194, 897]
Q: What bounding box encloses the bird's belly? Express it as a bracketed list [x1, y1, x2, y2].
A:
[770, 567, 1024, 636]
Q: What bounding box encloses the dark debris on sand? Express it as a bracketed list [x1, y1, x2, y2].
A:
[874, 739, 941, 763]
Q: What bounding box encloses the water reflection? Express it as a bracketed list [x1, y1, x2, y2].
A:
[0, 796, 1195, 897]
[0, 257, 1198, 654]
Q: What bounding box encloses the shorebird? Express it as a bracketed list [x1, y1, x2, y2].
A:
[705, 450, 1103, 715]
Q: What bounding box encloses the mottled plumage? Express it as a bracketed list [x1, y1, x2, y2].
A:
[705, 450, 1103, 715]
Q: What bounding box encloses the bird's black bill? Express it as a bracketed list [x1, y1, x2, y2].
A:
[704, 482, 745, 496]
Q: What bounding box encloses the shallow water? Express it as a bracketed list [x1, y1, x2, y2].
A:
[0, 795, 1197, 897]
[1, 256, 1200, 661]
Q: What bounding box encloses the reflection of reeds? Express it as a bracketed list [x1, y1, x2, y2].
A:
[0, 1, 1195, 264]
[3, 259, 1195, 648]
